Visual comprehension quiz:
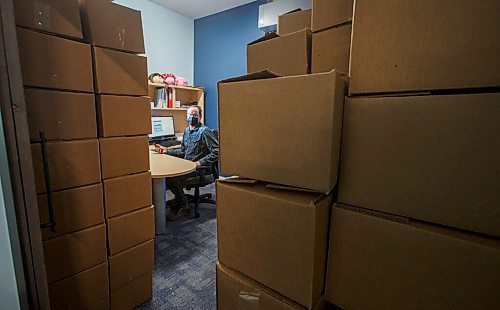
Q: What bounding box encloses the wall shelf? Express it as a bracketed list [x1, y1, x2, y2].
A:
[149, 81, 205, 133]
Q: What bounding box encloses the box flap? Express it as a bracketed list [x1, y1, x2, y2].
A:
[281, 8, 302, 16]
[248, 32, 279, 46]
[218, 177, 258, 184]
[219, 70, 280, 84]
[265, 183, 321, 194]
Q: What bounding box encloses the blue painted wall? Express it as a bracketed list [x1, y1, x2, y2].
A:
[194, 1, 266, 129]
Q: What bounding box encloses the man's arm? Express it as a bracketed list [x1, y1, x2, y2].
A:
[198, 129, 219, 167]
[166, 131, 186, 158]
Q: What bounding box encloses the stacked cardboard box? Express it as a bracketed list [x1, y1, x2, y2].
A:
[311, 0, 353, 74]
[325, 0, 500, 308]
[15, 0, 108, 308]
[217, 3, 349, 308]
[78, 0, 154, 309]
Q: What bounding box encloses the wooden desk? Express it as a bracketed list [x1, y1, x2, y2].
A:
[149, 146, 196, 234]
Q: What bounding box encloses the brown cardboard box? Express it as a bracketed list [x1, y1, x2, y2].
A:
[326, 205, 500, 309]
[349, 0, 500, 95]
[25, 88, 97, 141]
[17, 27, 93, 92]
[78, 0, 145, 54]
[49, 262, 109, 310]
[107, 206, 155, 255]
[218, 70, 347, 193]
[99, 136, 149, 179]
[103, 172, 152, 218]
[39, 183, 104, 240]
[109, 239, 154, 291]
[31, 139, 101, 194]
[14, 0, 83, 39]
[217, 181, 332, 308]
[43, 224, 107, 284]
[312, 23, 351, 74]
[278, 9, 311, 36]
[247, 29, 312, 76]
[97, 95, 151, 137]
[311, 0, 353, 33]
[93, 47, 148, 96]
[338, 93, 500, 237]
[217, 262, 326, 310]
[110, 272, 152, 310]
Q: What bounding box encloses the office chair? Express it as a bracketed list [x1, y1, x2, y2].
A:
[185, 129, 219, 218]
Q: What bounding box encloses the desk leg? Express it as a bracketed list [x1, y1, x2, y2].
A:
[153, 178, 166, 235]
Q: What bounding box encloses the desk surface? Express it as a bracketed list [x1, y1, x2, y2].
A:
[149, 146, 196, 178]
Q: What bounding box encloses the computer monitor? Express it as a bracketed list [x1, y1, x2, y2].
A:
[149, 116, 175, 140]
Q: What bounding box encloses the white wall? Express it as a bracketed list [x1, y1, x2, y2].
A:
[0, 108, 20, 309]
[114, 0, 194, 85]
[0, 180, 20, 310]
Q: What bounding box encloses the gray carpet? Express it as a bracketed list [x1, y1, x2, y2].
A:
[138, 184, 217, 310]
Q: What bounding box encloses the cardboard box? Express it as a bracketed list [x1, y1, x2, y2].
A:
[312, 23, 351, 74]
[338, 93, 500, 237]
[25, 88, 97, 141]
[17, 27, 93, 92]
[31, 139, 101, 194]
[43, 224, 107, 284]
[49, 262, 109, 310]
[99, 136, 149, 179]
[97, 95, 151, 137]
[217, 181, 332, 308]
[278, 9, 311, 36]
[39, 183, 104, 240]
[247, 29, 312, 76]
[103, 171, 152, 218]
[311, 0, 353, 33]
[109, 239, 154, 291]
[218, 70, 347, 193]
[217, 262, 326, 310]
[326, 205, 500, 309]
[93, 47, 148, 96]
[14, 0, 83, 39]
[110, 272, 152, 310]
[349, 0, 500, 94]
[107, 206, 155, 255]
[78, 0, 145, 54]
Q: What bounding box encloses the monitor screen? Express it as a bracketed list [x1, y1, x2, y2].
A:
[149, 116, 175, 138]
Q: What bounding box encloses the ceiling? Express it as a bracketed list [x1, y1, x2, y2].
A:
[150, 0, 257, 19]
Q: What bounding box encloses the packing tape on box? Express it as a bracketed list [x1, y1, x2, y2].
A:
[33, 1, 51, 31]
[238, 291, 260, 310]
[115, 27, 126, 48]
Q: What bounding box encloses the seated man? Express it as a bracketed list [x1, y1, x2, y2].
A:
[155, 105, 219, 219]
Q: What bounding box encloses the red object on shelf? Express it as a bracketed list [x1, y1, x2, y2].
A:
[167, 88, 173, 108]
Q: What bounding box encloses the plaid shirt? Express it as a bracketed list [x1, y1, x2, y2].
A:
[167, 123, 219, 166]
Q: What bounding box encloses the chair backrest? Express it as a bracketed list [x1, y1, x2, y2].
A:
[211, 128, 219, 179]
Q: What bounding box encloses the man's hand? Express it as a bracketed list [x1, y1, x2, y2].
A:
[155, 144, 167, 154]
[195, 161, 201, 167]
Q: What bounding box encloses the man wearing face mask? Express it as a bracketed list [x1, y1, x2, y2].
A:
[155, 105, 219, 219]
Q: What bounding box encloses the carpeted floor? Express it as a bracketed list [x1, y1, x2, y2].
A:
[138, 184, 217, 310]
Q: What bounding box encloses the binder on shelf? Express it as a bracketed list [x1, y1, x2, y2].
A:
[167, 88, 173, 108]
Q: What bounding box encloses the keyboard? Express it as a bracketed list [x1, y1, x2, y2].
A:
[160, 140, 182, 147]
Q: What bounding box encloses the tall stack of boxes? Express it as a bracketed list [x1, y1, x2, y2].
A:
[325, 0, 500, 309]
[15, 0, 154, 308]
[218, 0, 500, 309]
[216, 2, 348, 309]
[16, 0, 107, 308]
[78, 0, 154, 309]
